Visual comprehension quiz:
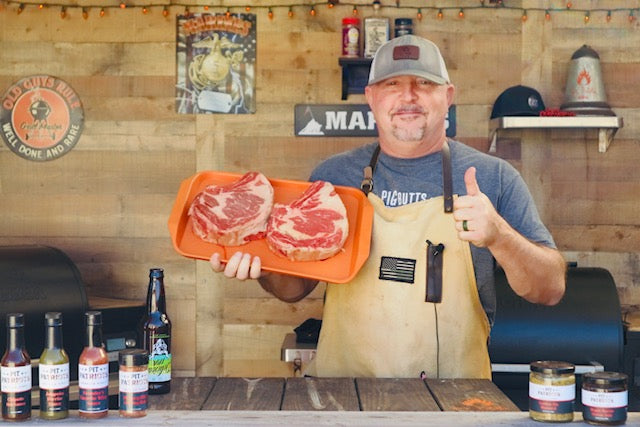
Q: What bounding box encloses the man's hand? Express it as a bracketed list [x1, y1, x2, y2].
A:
[453, 166, 503, 247]
[209, 252, 263, 280]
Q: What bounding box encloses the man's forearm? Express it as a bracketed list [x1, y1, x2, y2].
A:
[489, 219, 566, 305]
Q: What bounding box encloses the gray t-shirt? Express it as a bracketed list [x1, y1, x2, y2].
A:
[310, 139, 556, 325]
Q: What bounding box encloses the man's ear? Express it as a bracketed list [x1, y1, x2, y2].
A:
[447, 84, 456, 107]
[364, 85, 373, 106]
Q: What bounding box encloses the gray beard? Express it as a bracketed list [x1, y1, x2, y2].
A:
[392, 125, 426, 142]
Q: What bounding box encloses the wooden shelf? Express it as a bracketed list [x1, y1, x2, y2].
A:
[338, 57, 373, 100]
[489, 115, 624, 153]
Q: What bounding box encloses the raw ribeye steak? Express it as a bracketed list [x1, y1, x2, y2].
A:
[266, 181, 348, 261]
[188, 171, 274, 246]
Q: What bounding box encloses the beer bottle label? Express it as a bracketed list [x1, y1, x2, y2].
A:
[39, 363, 70, 413]
[1, 365, 32, 416]
[148, 336, 171, 382]
[78, 363, 109, 413]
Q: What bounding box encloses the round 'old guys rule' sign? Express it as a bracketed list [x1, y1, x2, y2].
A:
[1, 75, 84, 161]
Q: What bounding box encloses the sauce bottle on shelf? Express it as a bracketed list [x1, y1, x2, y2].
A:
[38, 312, 70, 420]
[1, 313, 32, 421]
[78, 311, 109, 419]
[139, 267, 172, 394]
[363, 0, 389, 58]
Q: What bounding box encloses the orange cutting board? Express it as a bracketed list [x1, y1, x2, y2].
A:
[168, 171, 373, 284]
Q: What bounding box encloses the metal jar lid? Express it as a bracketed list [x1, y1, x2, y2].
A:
[530, 360, 575, 375]
[583, 371, 628, 387]
[119, 349, 149, 366]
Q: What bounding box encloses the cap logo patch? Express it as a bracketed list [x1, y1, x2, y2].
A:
[393, 45, 419, 60]
[528, 95, 540, 109]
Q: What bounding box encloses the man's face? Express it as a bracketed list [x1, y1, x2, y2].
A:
[365, 75, 454, 154]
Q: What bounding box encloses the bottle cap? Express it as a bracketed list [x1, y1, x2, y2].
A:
[342, 17, 360, 25]
[85, 310, 102, 326]
[45, 312, 63, 326]
[119, 349, 149, 366]
[149, 268, 164, 278]
[6, 313, 24, 328]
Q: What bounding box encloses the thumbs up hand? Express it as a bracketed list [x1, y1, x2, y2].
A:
[453, 167, 502, 248]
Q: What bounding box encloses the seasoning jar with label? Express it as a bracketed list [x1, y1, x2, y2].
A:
[119, 349, 149, 418]
[529, 361, 575, 422]
[582, 371, 628, 426]
[394, 18, 413, 37]
[342, 17, 361, 57]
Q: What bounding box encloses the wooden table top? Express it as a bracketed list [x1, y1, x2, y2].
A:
[149, 376, 520, 412]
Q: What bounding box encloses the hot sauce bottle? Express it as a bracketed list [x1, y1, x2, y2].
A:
[38, 312, 70, 420]
[78, 311, 109, 419]
[1, 313, 32, 421]
[139, 268, 172, 394]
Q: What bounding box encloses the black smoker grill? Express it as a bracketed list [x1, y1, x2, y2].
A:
[490, 266, 639, 410]
[0, 245, 145, 381]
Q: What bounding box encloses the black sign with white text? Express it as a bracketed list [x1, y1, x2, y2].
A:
[294, 104, 456, 138]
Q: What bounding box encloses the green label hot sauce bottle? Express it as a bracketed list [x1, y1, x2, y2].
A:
[39, 312, 70, 420]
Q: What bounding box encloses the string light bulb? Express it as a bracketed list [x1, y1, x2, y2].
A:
[225, 7, 230, 17]
[119, 2, 126, 9]
[245, 6, 251, 12]
[606, 10, 612, 23]
[142, 6, 148, 14]
[629, 10, 635, 23]
[203, 5, 209, 11]
[416, 8, 422, 21]
[372, 0, 381, 11]
[584, 11, 590, 24]
[267, 7, 273, 20]
[309, 6, 315, 16]
[327, 0, 337, 8]
[99, 7, 105, 17]
[60, 6, 66, 18]
[288, 6, 293, 18]
[545, 9, 551, 20]
[82, 7, 88, 19]
[566, 2, 572, 9]
[162, 5, 168, 17]
[38, 3, 43, 9]
[16, 3, 23, 14]
[352, 5, 357, 15]
[458, 8, 464, 19]
[521, 10, 527, 22]
[437, 9, 443, 20]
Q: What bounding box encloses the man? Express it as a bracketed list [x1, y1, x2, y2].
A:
[211, 35, 566, 378]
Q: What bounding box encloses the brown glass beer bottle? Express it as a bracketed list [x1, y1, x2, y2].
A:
[78, 311, 109, 419]
[139, 268, 172, 394]
[1, 313, 32, 421]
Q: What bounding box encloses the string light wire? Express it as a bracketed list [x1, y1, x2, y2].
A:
[1, 0, 638, 23]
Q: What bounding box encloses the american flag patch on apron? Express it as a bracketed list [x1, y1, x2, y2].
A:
[379, 256, 416, 283]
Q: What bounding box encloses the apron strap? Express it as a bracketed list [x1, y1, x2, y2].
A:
[362, 141, 454, 213]
[361, 144, 381, 196]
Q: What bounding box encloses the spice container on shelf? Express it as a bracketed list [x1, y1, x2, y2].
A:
[529, 360, 575, 422]
[342, 17, 361, 57]
[582, 371, 628, 426]
[119, 349, 149, 418]
[394, 18, 413, 37]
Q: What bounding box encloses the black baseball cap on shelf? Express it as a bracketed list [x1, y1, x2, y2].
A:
[490, 85, 546, 118]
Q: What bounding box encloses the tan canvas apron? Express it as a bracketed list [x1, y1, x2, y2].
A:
[307, 144, 491, 379]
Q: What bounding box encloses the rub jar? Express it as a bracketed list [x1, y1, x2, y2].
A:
[342, 17, 360, 57]
[582, 372, 628, 426]
[118, 349, 148, 418]
[529, 361, 575, 422]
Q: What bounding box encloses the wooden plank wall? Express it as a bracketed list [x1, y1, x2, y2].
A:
[1, 0, 639, 377]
